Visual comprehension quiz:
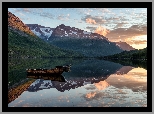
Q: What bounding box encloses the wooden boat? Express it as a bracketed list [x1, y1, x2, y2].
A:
[26, 64, 71, 75]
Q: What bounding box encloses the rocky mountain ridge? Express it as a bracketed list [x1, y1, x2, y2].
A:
[27, 23, 136, 51]
[26, 24, 54, 40]
[8, 11, 36, 37]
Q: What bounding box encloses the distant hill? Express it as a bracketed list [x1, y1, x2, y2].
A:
[115, 41, 135, 51]
[8, 11, 83, 58]
[103, 47, 147, 60]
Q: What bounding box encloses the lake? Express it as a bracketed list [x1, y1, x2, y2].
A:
[8, 58, 147, 107]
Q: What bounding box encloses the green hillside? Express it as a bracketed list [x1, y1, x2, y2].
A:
[49, 37, 123, 57]
[8, 28, 84, 58]
[103, 47, 147, 60]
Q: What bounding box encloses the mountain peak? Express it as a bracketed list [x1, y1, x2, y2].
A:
[26, 24, 54, 40]
[8, 11, 36, 37]
[59, 24, 65, 27]
[115, 41, 135, 51]
[48, 24, 108, 41]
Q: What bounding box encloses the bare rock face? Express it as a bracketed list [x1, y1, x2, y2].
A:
[26, 24, 54, 40]
[49, 24, 109, 41]
[115, 41, 136, 51]
[8, 11, 36, 37]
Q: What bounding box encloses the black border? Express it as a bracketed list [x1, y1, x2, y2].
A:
[3, 2, 152, 112]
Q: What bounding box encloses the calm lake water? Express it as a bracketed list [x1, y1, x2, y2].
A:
[8, 58, 147, 107]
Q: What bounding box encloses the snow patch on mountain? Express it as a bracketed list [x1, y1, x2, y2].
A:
[40, 28, 53, 38]
[31, 29, 41, 36]
[72, 31, 77, 35]
[26, 24, 54, 40]
[83, 31, 91, 35]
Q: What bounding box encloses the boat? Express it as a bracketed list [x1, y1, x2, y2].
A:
[26, 64, 71, 75]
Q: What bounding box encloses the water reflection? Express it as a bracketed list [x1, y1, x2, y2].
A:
[27, 74, 66, 82]
[8, 59, 147, 107]
[26, 75, 110, 92]
[106, 67, 147, 92]
[24, 66, 146, 94]
[81, 67, 147, 107]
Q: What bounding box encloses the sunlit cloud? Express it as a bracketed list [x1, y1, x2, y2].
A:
[94, 81, 110, 91]
[86, 91, 97, 99]
[105, 67, 147, 92]
[124, 35, 147, 49]
[94, 25, 110, 36]
[86, 18, 96, 24]
[106, 24, 147, 49]
[82, 15, 106, 25]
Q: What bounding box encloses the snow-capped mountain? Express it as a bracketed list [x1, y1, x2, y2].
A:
[26, 24, 54, 40]
[25, 23, 135, 57]
[48, 24, 109, 41]
[26, 75, 110, 92]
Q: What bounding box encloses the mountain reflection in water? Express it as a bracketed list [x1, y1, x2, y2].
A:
[8, 59, 147, 107]
[26, 74, 109, 92]
[26, 65, 136, 92]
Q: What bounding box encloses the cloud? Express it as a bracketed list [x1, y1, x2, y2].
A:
[13, 8, 54, 19]
[23, 8, 31, 13]
[107, 74, 147, 92]
[86, 18, 96, 24]
[77, 8, 93, 15]
[85, 85, 96, 90]
[83, 91, 105, 101]
[94, 25, 110, 36]
[114, 22, 129, 28]
[94, 81, 110, 91]
[127, 39, 147, 45]
[86, 26, 97, 32]
[101, 8, 111, 13]
[105, 17, 120, 21]
[85, 92, 97, 99]
[40, 12, 54, 19]
[82, 15, 106, 25]
[106, 24, 147, 41]
[57, 14, 70, 21]
[19, 12, 25, 16]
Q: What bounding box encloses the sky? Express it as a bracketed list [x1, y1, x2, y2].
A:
[8, 8, 147, 49]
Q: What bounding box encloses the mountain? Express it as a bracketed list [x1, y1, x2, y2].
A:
[26, 24, 54, 40]
[8, 11, 36, 37]
[8, 11, 83, 58]
[25, 22, 137, 57]
[103, 47, 147, 60]
[48, 24, 110, 41]
[47, 24, 123, 57]
[115, 41, 135, 51]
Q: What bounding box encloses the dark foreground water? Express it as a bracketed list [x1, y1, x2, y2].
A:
[8, 58, 147, 107]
